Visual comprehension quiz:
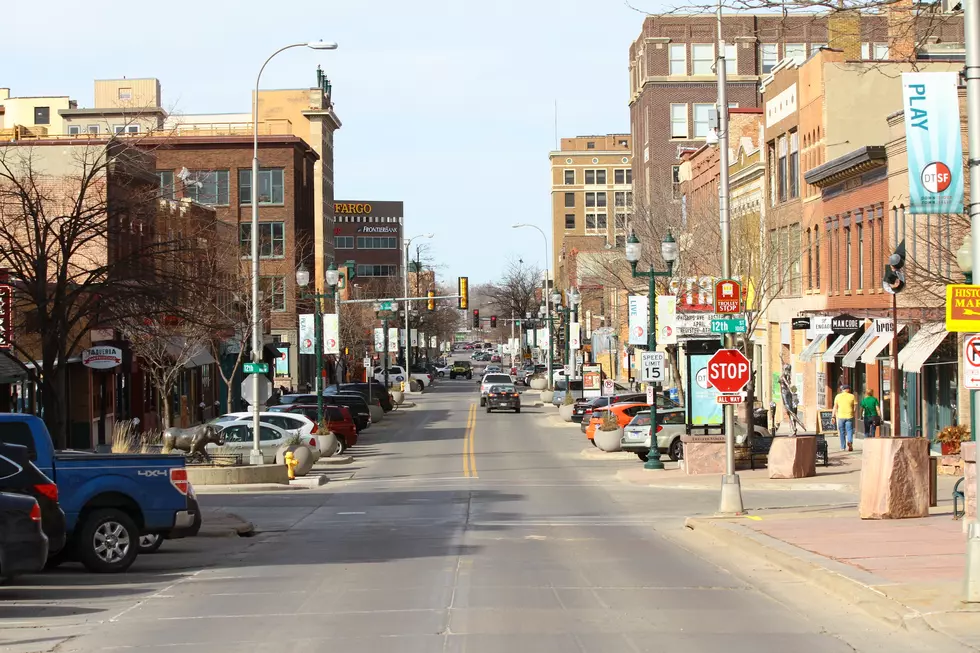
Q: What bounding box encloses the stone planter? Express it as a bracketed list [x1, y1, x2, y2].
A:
[939, 454, 964, 476]
[681, 435, 726, 475]
[540, 390, 554, 404]
[275, 443, 315, 477]
[530, 377, 548, 390]
[964, 442, 976, 521]
[390, 390, 404, 405]
[595, 427, 623, 452]
[859, 437, 930, 519]
[767, 435, 816, 479]
[316, 431, 340, 458]
[558, 403, 575, 422]
[368, 404, 384, 424]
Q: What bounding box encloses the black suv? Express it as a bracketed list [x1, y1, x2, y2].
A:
[450, 361, 472, 380]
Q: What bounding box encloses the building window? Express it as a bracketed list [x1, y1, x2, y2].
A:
[356, 236, 398, 249]
[672, 165, 682, 199]
[586, 192, 596, 208]
[861, 43, 890, 60]
[725, 43, 737, 75]
[845, 226, 852, 290]
[669, 44, 687, 75]
[692, 44, 714, 75]
[806, 228, 812, 289]
[118, 87, 132, 101]
[357, 264, 397, 277]
[34, 107, 50, 125]
[615, 191, 626, 207]
[857, 223, 864, 289]
[565, 192, 575, 208]
[586, 142, 595, 149]
[615, 234, 626, 248]
[760, 43, 778, 73]
[614, 168, 632, 184]
[564, 169, 575, 185]
[596, 192, 607, 208]
[785, 43, 806, 64]
[185, 170, 230, 206]
[68, 125, 80, 135]
[626, 191, 634, 207]
[239, 168, 284, 205]
[334, 236, 354, 249]
[778, 135, 788, 202]
[790, 223, 801, 295]
[156, 170, 175, 200]
[869, 219, 875, 286]
[585, 169, 606, 185]
[815, 235, 821, 290]
[87, 125, 100, 134]
[240, 222, 286, 259]
[565, 214, 575, 229]
[127, 124, 139, 134]
[670, 104, 688, 138]
[585, 214, 608, 232]
[693, 103, 713, 138]
[789, 130, 799, 199]
[259, 277, 286, 312]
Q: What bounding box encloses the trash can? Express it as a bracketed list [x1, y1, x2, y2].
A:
[929, 455, 938, 508]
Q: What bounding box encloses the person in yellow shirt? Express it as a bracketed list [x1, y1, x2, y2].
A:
[832, 383, 857, 452]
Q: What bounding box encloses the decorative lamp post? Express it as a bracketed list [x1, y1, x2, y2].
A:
[296, 262, 340, 426]
[625, 230, 678, 470]
[958, 234, 973, 284]
[564, 287, 581, 386]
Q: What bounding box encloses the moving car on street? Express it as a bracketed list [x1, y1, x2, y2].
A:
[450, 360, 473, 380]
[480, 373, 516, 406]
[486, 384, 521, 413]
[0, 492, 47, 580]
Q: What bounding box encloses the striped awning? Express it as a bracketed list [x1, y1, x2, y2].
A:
[842, 327, 878, 368]
[822, 334, 855, 363]
[798, 334, 828, 362]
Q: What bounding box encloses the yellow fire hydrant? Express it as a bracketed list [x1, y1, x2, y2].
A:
[284, 451, 298, 480]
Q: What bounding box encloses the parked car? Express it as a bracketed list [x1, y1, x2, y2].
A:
[480, 373, 516, 406]
[579, 393, 681, 432]
[332, 382, 394, 411]
[485, 364, 503, 374]
[585, 403, 648, 443]
[210, 420, 313, 464]
[486, 384, 521, 413]
[212, 412, 321, 460]
[552, 379, 584, 406]
[0, 414, 196, 573]
[620, 408, 687, 462]
[0, 441, 66, 556]
[374, 365, 430, 389]
[450, 360, 473, 380]
[573, 392, 653, 423]
[281, 393, 371, 432]
[0, 492, 47, 579]
[270, 404, 359, 451]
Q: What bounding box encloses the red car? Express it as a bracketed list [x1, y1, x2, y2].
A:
[276, 404, 359, 448]
[491, 354, 501, 363]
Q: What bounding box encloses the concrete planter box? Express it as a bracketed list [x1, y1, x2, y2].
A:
[540, 390, 554, 404]
[859, 437, 930, 519]
[558, 403, 575, 422]
[275, 444, 315, 477]
[186, 463, 288, 486]
[369, 405, 384, 423]
[595, 427, 623, 452]
[390, 390, 404, 405]
[768, 435, 817, 479]
[530, 377, 548, 390]
[681, 435, 726, 475]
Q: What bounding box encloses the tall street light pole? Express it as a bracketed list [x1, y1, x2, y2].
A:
[249, 40, 337, 465]
[513, 223, 554, 389]
[626, 231, 678, 470]
[403, 233, 434, 388]
[296, 262, 339, 427]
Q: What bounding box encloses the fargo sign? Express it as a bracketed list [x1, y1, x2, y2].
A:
[334, 203, 373, 214]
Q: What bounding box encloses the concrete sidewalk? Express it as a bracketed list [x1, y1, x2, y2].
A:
[686, 505, 980, 648]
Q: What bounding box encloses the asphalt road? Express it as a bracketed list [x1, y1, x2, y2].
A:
[0, 375, 966, 652]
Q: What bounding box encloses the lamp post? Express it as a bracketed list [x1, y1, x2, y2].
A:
[513, 223, 554, 389]
[625, 230, 678, 471]
[563, 287, 581, 386]
[296, 262, 339, 426]
[250, 40, 337, 465]
[403, 233, 434, 386]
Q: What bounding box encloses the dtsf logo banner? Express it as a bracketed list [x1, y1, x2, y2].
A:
[902, 72, 964, 215]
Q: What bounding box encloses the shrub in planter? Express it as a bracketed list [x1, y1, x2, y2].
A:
[558, 391, 575, 421]
[937, 424, 970, 456]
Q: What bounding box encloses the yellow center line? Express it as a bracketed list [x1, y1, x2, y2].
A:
[468, 403, 478, 478]
[463, 403, 478, 477]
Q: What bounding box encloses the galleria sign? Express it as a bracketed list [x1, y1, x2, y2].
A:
[334, 203, 372, 214]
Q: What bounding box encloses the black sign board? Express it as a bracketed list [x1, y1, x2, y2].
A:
[831, 314, 861, 334]
[791, 317, 811, 330]
[818, 409, 835, 433]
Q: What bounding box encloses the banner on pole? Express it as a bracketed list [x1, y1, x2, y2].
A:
[299, 314, 315, 354]
[628, 295, 648, 345]
[387, 327, 399, 352]
[373, 327, 385, 353]
[570, 323, 581, 350]
[322, 313, 339, 354]
[657, 296, 677, 345]
[902, 71, 964, 214]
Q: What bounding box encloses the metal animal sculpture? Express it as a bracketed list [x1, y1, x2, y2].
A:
[162, 424, 224, 462]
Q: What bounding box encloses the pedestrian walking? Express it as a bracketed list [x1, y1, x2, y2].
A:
[861, 389, 881, 439]
[832, 383, 857, 451]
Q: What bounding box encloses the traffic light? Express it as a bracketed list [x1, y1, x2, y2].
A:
[490, 315, 497, 328]
[458, 277, 469, 309]
[883, 240, 907, 294]
[427, 290, 435, 311]
[473, 309, 480, 328]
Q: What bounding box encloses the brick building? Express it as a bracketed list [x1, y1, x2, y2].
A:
[333, 200, 404, 286]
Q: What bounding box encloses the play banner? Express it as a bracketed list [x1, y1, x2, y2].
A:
[322, 313, 339, 354]
[902, 72, 964, 214]
[299, 314, 315, 354]
[628, 295, 647, 345]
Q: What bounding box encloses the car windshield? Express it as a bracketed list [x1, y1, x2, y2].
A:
[489, 385, 516, 393]
[483, 374, 512, 384]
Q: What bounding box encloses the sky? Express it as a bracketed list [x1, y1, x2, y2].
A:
[3, 0, 652, 285]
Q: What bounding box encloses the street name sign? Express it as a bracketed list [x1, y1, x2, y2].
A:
[710, 317, 747, 334]
[641, 351, 665, 383]
[243, 362, 269, 374]
[374, 300, 396, 312]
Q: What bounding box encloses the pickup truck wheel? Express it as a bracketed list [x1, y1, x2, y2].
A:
[138, 534, 164, 554]
[77, 509, 139, 573]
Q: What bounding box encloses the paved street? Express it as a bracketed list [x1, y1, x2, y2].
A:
[1, 378, 972, 652]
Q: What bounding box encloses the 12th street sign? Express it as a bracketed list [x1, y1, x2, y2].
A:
[243, 362, 269, 374]
[710, 317, 747, 334]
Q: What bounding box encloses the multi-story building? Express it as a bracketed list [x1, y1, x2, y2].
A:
[333, 200, 404, 291]
[0, 88, 75, 137]
[60, 78, 167, 135]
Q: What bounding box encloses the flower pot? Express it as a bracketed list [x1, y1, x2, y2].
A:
[941, 441, 961, 456]
[316, 431, 340, 457]
[595, 427, 624, 452]
[558, 403, 575, 422]
[368, 404, 384, 424]
[530, 377, 547, 391]
[275, 444, 316, 476]
[540, 390, 554, 404]
[391, 390, 404, 405]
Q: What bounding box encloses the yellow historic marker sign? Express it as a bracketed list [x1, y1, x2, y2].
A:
[946, 284, 980, 331]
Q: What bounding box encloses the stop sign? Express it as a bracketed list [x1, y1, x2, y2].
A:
[707, 349, 751, 393]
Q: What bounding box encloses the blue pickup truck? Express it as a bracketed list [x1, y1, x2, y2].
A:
[0, 414, 196, 573]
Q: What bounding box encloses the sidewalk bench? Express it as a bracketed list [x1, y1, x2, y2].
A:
[749, 434, 830, 470]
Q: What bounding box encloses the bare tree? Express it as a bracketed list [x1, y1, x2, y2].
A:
[479, 259, 545, 320]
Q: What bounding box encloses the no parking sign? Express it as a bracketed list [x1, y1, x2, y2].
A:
[963, 334, 980, 389]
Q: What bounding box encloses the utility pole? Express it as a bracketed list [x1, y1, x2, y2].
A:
[716, 0, 744, 515]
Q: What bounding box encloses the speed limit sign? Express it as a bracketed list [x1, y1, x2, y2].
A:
[641, 351, 665, 383]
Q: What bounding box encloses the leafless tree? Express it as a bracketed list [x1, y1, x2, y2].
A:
[478, 259, 545, 321]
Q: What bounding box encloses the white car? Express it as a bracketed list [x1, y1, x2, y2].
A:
[373, 365, 432, 389]
[435, 364, 452, 377]
[208, 420, 318, 464]
[480, 373, 515, 407]
[212, 412, 328, 457]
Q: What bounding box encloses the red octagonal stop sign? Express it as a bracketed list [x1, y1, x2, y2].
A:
[707, 349, 751, 393]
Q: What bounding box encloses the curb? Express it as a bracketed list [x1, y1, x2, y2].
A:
[614, 469, 855, 492]
[198, 511, 256, 537]
[684, 516, 922, 630]
[192, 482, 307, 494]
[289, 475, 328, 488]
[580, 448, 638, 461]
[315, 455, 354, 466]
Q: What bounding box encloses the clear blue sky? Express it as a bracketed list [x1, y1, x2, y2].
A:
[3, 0, 648, 285]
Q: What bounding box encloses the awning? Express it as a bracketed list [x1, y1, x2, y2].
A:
[822, 333, 855, 362]
[0, 354, 28, 384]
[798, 334, 828, 362]
[899, 323, 949, 373]
[186, 349, 216, 368]
[860, 324, 906, 364]
[842, 327, 878, 368]
[166, 339, 217, 369]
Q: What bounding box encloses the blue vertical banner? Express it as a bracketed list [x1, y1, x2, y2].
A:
[902, 72, 964, 214]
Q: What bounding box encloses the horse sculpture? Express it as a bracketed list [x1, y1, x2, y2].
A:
[162, 424, 225, 462]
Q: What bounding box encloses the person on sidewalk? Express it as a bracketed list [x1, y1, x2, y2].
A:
[860, 389, 881, 439]
[832, 384, 857, 451]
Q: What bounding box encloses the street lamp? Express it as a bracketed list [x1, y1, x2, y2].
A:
[958, 233, 973, 284]
[249, 39, 337, 465]
[565, 287, 581, 385]
[625, 230, 678, 470]
[403, 233, 434, 387]
[296, 262, 340, 427]
[513, 223, 554, 389]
